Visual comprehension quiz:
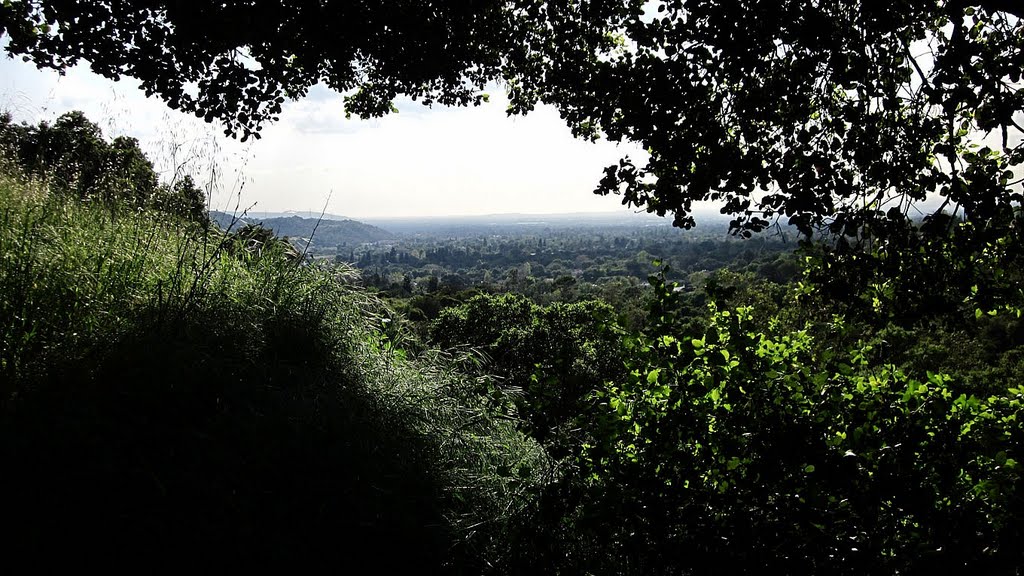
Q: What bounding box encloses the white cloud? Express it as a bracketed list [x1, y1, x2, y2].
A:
[0, 53, 645, 219]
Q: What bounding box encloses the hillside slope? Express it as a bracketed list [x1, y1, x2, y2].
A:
[0, 171, 544, 571]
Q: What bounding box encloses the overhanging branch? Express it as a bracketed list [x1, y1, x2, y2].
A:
[963, 0, 1024, 19]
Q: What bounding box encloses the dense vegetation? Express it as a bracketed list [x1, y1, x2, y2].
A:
[346, 224, 795, 287]
[310, 218, 795, 331]
[3, 109, 1022, 572]
[3, 0, 1024, 572]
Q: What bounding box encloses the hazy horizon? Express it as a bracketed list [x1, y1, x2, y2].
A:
[228, 207, 713, 221]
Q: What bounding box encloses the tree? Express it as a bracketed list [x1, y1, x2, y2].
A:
[529, 0, 1024, 316]
[0, 110, 155, 203]
[0, 110, 210, 223]
[99, 135, 158, 205]
[539, 2, 1022, 229]
[150, 174, 208, 225]
[432, 293, 624, 448]
[0, 0, 529, 140]
[4, 2, 1022, 306]
[27, 110, 107, 198]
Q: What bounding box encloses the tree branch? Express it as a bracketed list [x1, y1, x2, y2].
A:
[963, 0, 1024, 19]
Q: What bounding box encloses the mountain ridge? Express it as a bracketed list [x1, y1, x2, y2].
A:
[210, 211, 395, 247]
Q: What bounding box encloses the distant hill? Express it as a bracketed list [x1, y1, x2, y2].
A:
[360, 210, 734, 237]
[237, 210, 353, 221]
[210, 211, 394, 247]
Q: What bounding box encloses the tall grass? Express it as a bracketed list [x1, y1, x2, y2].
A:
[0, 167, 547, 571]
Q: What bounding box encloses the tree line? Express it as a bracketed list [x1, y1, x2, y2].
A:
[0, 110, 207, 224]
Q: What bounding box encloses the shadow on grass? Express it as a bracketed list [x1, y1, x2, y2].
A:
[2, 302, 454, 571]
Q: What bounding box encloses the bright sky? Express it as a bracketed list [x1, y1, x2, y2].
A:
[5, 45, 1017, 223]
[0, 52, 645, 219]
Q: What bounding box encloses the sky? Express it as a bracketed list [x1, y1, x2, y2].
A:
[3, 44, 1018, 223]
[0, 52, 645, 219]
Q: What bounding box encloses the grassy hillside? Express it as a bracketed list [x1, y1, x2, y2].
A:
[0, 167, 545, 571]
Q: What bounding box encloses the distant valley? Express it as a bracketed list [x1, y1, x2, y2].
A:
[213, 209, 740, 241]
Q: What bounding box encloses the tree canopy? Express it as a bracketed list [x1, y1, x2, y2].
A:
[2, 1, 1021, 249]
[0, 0, 527, 138]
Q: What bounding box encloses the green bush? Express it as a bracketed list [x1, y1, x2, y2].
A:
[574, 274, 1024, 574]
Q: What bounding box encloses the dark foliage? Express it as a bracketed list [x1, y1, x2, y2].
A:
[0, 110, 209, 224]
[432, 293, 625, 451]
[3, 2, 1024, 572]
[1, 305, 451, 570]
[0, 0, 529, 140]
